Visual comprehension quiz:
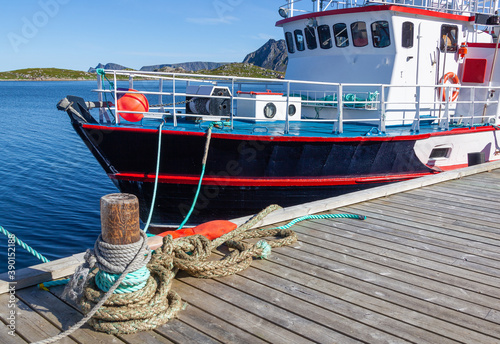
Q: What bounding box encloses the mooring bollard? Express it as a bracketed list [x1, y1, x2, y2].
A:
[100, 193, 141, 246]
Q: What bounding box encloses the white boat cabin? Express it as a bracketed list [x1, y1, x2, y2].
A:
[276, 0, 500, 126]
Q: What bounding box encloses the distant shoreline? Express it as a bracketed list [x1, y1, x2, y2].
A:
[0, 78, 94, 81]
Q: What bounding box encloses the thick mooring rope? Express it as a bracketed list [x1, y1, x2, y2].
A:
[34, 231, 151, 344]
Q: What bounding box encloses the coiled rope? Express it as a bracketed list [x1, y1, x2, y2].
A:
[34, 231, 151, 344]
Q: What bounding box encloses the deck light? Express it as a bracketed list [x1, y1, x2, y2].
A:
[279, 7, 288, 18]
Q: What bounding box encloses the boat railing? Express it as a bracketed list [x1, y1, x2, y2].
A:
[93, 69, 499, 135]
[279, 0, 497, 16]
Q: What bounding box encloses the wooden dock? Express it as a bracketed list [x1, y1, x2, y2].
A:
[1, 162, 500, 343]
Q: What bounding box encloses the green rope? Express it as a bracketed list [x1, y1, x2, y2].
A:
[143, 121, 165, 233]
[177, 164, 206, 230]
[269, 213, 366, 231]
[95, 266, 150, 294]
[1, 226, 50, 263]
[177, 124, 213, 230]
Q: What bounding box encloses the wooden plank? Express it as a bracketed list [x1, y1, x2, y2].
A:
[398, 189, 500, 222]
[212, 273, 417, 344]
[346, 201, 500, 244]
[0, 293, 78, 344]
[176, 303, 268, 344]
[260, 249, 500, 337]
[426, 183, 500, 202]
[15, 286, 125, 344]
[0, 253, 85, 295]
[372, 193, 500, 229]
[121, 330, 175, 344]
[154, 320, 222, 344]
[334, 202, 500, 264]
[409, 188, 500, 213]
[307, 216, 500, 284]
[0, 321, 27, 344]
[240, 255, 500, 343]
[237, 263, 455, 344]
[178, 276, 364, 344]
[290, 223, 500, 308]
[174, 279, 318, 344]
[311, 210, 500, 273]
[340, 201, 500, 251]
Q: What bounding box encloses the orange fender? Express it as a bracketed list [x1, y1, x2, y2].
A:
[158, 220, 237, 240]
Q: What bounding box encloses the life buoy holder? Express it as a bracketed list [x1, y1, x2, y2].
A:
[438, 72, 460, 102]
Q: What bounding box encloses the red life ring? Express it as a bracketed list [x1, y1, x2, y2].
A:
[438, 72, 460, 102]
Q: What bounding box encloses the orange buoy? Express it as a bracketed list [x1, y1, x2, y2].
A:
[116, 88, 149, 122]
[158, 220, 237, 240]
[438, 72, 460, 102]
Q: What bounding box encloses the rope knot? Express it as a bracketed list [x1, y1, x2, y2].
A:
[255, 240, 272, 259]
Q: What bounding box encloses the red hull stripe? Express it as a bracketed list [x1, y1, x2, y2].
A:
[276, 5, 473, 27]
[81, 124, 497, 143]
[109, 172, 434, 187]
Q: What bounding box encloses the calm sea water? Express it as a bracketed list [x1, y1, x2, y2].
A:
[0, 81, 118, 273]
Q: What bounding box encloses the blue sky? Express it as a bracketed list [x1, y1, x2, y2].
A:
[0, 0, 284, 72]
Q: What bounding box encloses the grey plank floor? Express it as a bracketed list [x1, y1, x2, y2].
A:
[2, 169, 500, 344]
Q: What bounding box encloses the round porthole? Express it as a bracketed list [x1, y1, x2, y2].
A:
[288, 104, 296, 117]
[263, 103, 277, 118]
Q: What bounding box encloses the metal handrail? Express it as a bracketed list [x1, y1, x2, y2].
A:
[94, 70, 500, 135]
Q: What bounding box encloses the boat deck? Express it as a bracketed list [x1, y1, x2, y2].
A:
[133, 116, 443, 138]
[1, 165, 500, 343]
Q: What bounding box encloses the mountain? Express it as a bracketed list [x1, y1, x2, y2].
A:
[87, 40, 288, 75]
[88, 63, 131, 73]
[242, 39, 288, 72]
[140, 62, 227, 72]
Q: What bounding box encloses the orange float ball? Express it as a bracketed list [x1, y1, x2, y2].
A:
[116, 88, 149, 122]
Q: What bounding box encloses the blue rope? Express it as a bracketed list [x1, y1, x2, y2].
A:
[177, 124, 213, 230]
[177, 164, 207, 230]
[269, 213, 366, 231]
[0, 226, 71, 291]
[143, 121, 165, 233]
[1, 226, 50, 263]
[95, 266, 150, 294]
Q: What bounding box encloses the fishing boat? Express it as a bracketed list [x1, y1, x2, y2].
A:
[59, 0, 500, 226]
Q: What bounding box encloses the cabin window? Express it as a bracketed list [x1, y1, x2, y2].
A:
[305, 26, 318, 50]
[371, 21, 390, 48]
[318, 24, 333, 49]
[402, 22, 414, 48]
[351, 21, 368, 47]
[429, 147, 451, 159]
[440, 25, 458, 52]
[333, 23, 349, 47]
[294, 29, 306, 51]
[285, 32, 295, 54]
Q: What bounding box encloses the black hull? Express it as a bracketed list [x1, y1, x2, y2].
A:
[62, 96, 435, 225]
[82, 122, 431, 224]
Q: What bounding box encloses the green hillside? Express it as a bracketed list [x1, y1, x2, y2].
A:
[197, 63, 284, 79]
[0, 64, 284, 81]
[0, 68, 95, 80]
